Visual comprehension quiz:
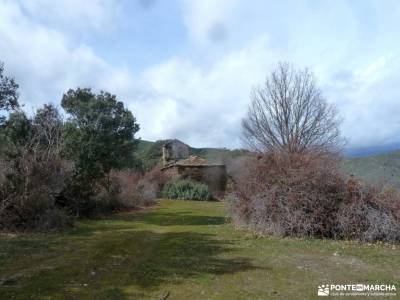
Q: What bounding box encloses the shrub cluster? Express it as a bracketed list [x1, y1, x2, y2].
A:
[110, 166, 170, 210]
[0, 153, 74, 231]
[162, 179, 211, 201]
[227, 152, 400, 243]
[0, 161, 168, 231]
[336, 181, 400, 242]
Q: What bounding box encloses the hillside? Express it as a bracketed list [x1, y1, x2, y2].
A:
[342, 150, 400, 189]
[136, 139, 154, 154]
[137, 139, 237, 161]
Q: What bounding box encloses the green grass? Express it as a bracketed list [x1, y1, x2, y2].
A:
[1, 200, 399, 299]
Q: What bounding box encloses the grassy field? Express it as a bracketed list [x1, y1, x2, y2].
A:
[0, 200, 399, 299]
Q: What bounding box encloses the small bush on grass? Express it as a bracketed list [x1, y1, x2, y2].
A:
[110, 171, 156, 209]
[162, 179, 211, 201]
[107, 165, 170, 210]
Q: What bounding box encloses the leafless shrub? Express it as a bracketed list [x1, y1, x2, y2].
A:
[227, 153, 400, 242]
[227, 152, 344, 237]
[109, 165, 170, 210]
[110, 170, 141, 208]
[0, 153, 73, 231]
[0, 105, 73, 231]
[336, 180, 400, 242]
[133, 179, 158, 207]
[144, 164, 170, 191]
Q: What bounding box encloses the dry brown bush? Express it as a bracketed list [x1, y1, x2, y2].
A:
[227, 152, 400, 242]
[0, 154, 73, 231]
[110, 165, 170, 209]
[337, 180, 400, 242]
[228, 152, 344, 237]
[0, 105, 74, 231]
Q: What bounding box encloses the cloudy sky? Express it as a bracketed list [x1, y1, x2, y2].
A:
[0, 0, 399, 150]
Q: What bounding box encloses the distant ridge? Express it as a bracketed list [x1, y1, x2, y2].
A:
[344, 143, 400, 157]
[342, 150, 400, 189]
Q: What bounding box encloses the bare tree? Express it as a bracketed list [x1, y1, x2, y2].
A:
[242, 63, 343, 154]
[0, 105, 71, 229]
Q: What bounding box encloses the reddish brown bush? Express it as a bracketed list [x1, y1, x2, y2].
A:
[0, 155, 73, 231]
[337, 180, 400, 242]
[143, 164, 170, 193]
[109, 165, 170, 209]
[227, 152, 400, 242]
[228, 152, 344, 237]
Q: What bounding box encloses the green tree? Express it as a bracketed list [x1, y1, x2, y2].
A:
[0, 111, 32, 156]
[0, 62, 19, 113]
[0, 62, 19, 153]
[61, 88, 140, 186]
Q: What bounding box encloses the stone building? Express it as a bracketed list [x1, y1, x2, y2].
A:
[162, 139, 190, 167]
[161, 139, 227, 195]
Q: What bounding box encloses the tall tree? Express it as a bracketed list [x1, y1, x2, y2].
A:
[61, 88, 140, 183]
[242, 63, 342, 154]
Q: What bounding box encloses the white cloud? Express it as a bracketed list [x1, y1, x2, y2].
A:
[0, 0, 276, 148]
[178, 0, 400, 149]
[0, 1, 123, 107]
[1, 0, 400, 150]
[139, 35, 277, 147]
[182, 0, 239, 45]
[19, 0, 120, 32]
[325, 56, 400, 148]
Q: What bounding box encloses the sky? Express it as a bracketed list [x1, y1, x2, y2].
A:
[0, 0, 399, 151]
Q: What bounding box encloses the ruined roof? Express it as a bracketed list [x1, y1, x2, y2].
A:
[174, 155, 225, 167]
[161, 155, 225, 169]
[175, 155, 209, 166]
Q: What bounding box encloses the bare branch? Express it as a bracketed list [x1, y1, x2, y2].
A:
[242, 63, 344, 154]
